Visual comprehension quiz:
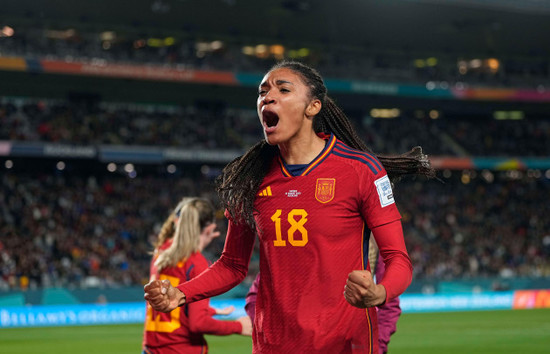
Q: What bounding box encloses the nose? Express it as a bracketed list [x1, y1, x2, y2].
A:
[261, 91, 275, 105]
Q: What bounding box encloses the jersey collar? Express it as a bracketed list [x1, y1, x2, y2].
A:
[278, 133, 337, 177]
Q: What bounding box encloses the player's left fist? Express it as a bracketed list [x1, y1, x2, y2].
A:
[344, 270, 386, 308]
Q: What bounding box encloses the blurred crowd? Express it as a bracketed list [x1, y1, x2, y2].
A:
[1, 26, 549, 88]
[1, 166, 549, 291]
[0, 167, 228, 291]
[395, 174, 550, 281]
[1, 25, 549, 293]
[0, 98, 261, 150]
[2, 98, 550, 157]
[365, 115, 550, 157]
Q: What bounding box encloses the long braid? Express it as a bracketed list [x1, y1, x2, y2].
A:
[317, 98, 435, 182]
[216, 141, 277, 229]
[377, 147, 435, 183]
[216, 60, 435, 233]
[315, 97, 370, 152]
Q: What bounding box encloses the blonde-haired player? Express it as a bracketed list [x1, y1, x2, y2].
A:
[143, 198, 251, 354]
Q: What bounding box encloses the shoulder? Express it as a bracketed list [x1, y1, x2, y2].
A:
[177, 253, 210, 281]
[188, 252, 210, 271]
[331, 140, 385, 177]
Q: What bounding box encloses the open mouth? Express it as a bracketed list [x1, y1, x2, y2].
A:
[262, 110, 279, 128]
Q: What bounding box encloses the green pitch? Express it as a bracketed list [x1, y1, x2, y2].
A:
[389, 309, 550, 354]
[0, 309, 548, 354]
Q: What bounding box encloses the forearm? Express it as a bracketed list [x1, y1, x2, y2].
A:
[372, 220, 413, 301]
[177, 219, 255, 303]
[188, 301, 243, 335]
[191, 317, 242, 336]
[178, 252, 250, 302]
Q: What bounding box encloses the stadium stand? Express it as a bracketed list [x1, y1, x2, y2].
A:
[2, 98, 550, 156]
[1, 161, 549, 291]
[1, 25, 549, 88]
[1, 0, 549, 297]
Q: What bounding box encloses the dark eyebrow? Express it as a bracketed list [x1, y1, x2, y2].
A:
[276, 80, 294, 85]
[259, 79, 295, 87]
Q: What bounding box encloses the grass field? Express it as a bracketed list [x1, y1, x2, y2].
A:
[1, 309, 548, 353]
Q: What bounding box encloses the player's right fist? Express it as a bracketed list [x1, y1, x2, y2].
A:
[144, 279, 185, 313]
[344, 270, 386, 308]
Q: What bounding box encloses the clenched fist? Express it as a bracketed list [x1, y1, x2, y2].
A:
[144, 279, 186, 313]
[344, 270, 387, 308]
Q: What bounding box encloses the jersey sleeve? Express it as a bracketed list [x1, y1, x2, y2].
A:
[177, 213, 256, 303]
[185, 254, 242, 335]
[358, 164, 411, 301]
[206, 307, 217, 316]
[372, 219, 412, 301]
[359, 167, 401, 229]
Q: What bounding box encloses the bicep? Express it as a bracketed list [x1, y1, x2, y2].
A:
[359, 170, 401, 230]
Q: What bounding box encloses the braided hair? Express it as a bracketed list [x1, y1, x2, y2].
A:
[216, 60, 435, 231]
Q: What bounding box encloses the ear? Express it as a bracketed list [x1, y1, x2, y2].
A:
[305, 99, 322, 117]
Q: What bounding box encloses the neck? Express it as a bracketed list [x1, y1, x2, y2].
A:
[278, 132, 326, 165]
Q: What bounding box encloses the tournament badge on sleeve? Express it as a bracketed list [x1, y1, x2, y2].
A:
[374, 175, 395, 207]
[315, 178, 335, 203]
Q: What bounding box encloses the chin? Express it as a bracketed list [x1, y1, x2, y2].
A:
[263, 134, 279, 146]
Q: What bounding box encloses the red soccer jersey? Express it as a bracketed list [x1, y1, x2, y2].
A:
[179, 134, 412, 353]
[143, 248, 242, 354]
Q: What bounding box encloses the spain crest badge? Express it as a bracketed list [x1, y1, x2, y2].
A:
[315, 178, 335, 203]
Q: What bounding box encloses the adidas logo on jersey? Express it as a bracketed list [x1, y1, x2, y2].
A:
[258, 186, 272, 197]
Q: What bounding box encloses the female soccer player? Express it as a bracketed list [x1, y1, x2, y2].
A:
[145, 61, 434, 353]
[143, 197, 252, 354]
